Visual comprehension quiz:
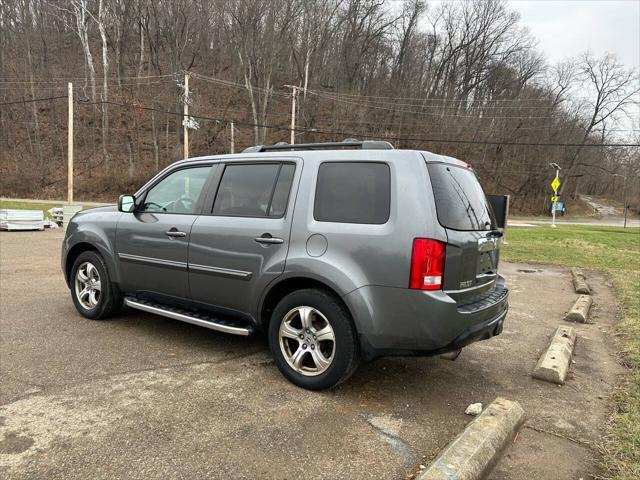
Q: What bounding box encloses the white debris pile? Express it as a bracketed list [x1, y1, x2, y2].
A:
[0, 209, 45, 231]
[48, 207, 64, 226]
[465, 403, 483, 416]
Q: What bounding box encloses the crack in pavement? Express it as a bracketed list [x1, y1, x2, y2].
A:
[524, 424, 595, 450]
[365, 414, 417, 468]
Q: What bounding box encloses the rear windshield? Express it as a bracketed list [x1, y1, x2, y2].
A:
[427, 163, 495, 231]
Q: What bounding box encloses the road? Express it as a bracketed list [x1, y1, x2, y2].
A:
[0, 230, 625, 479]
[510, 216, 639, 228]
[510, 195, 639, 228]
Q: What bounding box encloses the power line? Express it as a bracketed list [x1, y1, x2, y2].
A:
[96, 98, 640, 148]
[4, 92, 638, 148]
[307, 90, 564, 119]
[305, 88, 569, 103]
[189, 72, 291, 99]
[306, 91, 567, 110]
[0, 80, 177, 92]
[0, 74, 177, 83]
[0, 95, 68, 106]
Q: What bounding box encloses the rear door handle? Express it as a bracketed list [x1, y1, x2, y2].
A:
[254, 233, 284, 245]
[165, 229, 187, 238]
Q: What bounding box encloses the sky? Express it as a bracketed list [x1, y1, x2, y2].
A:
[509, 0, 640, 70]
[412, 0, 640, 134]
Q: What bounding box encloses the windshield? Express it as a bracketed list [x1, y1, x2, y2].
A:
[427, 163, 495, 231]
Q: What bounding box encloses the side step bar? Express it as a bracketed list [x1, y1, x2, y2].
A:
[124, 297, 252, 336]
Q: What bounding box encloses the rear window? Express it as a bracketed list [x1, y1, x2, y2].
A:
[314, 162, 390, 224]
[427, 163, 495, 231]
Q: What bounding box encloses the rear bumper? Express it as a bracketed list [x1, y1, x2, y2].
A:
[344, 276, 509, 361]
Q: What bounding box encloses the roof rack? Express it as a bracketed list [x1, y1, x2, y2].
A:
[242, 139, 394, 153]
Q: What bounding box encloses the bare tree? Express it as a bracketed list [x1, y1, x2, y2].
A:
[70, 0, 97, 102]
[226, 0, 302, 143]
[1, 0, 638, 213]
[559, 53, 639, 194]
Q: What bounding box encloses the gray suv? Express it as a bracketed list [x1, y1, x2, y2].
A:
[62, 141, 508, 390]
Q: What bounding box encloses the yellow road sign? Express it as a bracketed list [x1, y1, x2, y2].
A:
[551, 177, 560, 192]
[551, 196, 559, 202]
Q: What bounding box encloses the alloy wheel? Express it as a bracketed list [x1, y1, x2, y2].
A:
[74, 261, 102, 310]
[278, 306, 335, 376]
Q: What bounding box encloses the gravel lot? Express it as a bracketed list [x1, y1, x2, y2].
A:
[0, 229, 625, 479]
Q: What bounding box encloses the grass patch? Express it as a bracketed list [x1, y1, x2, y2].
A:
[503, 225, 640, 479]
[0, 200, 84, 219]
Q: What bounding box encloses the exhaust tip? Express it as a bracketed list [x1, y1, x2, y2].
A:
[440, 348, 462, 361]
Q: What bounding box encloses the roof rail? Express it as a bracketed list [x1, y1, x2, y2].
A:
[242, 139, 394, 153]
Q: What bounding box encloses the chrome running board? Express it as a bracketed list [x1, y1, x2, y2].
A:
[124, 297, 252, 336]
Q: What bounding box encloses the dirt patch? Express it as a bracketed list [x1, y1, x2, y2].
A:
[0, 433, 34, 455]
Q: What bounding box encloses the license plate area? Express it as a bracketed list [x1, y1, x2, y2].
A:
[477, 237, 499, 277]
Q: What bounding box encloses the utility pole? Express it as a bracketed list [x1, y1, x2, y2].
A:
[67, 82, 74, 205]
[230, 121, 235, 154]
[183, 72, 189, 159]
[285, 85, 299, 144]
[549, 162, 562, 228]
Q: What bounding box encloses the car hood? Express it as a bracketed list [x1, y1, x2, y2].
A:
[72, 204, 118, 220]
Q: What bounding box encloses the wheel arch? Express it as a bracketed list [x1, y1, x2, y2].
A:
[64, 241, 117, 288]
[258, 275, 356, 333]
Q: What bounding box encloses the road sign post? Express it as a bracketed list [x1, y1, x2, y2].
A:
[550, 169, 561, 228]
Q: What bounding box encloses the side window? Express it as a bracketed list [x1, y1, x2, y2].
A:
[212, 163, 295, 218]
[140, 166, 212, 214]
[314, 162, 390, 224]
[269, 164, 295, 217]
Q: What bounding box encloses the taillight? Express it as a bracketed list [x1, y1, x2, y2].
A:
[409, 238, 445, 290]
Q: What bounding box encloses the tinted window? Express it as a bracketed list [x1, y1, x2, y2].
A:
[314, 162, 390, 224]
[427, 163, 495, 231]
[140, 166, 211, 214]
[213, 163, 294, 217]
[269, 164, 295, 217]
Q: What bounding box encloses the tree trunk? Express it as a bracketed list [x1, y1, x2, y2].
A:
[98, 0, 110, 172]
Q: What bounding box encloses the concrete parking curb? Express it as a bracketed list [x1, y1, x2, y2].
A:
[418, 398, 525, 480]
[564, 295, 593, 323]
[571, 268, 590, 294]
[532, 326, 577, 385]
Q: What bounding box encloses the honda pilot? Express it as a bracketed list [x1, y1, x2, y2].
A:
[62, 140, 508, 390]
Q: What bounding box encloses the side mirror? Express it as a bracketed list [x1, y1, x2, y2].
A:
[118, 194, 136, 213]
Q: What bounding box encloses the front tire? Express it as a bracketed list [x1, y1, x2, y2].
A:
[70, 251, 121, 320]
[268, 289, 359, 390]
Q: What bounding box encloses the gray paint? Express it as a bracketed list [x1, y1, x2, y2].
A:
[62, 147, 508, 358]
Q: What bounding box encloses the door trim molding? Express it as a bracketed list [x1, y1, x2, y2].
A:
[188, 263, 252, 280]
[118, 253, 187, 270]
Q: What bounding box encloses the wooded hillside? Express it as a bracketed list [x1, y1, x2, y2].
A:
[1, 0, 638, 212]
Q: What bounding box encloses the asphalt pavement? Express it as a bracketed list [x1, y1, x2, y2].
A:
[0, 229, 625, 479]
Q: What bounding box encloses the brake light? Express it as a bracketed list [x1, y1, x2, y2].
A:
[453, 159, 472, 169]
[409, 238, 445, 290]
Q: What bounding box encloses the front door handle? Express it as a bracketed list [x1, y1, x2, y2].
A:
[165, 229, 187, 238]
[254, 233, 284, 245]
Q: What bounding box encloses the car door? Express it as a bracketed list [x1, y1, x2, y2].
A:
[116, 164, 214, 300]
[188, 160, 299, 316]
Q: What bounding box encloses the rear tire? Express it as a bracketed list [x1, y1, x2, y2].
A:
[70, 251, 121, 320]
[268, 289, 359, 390]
